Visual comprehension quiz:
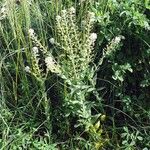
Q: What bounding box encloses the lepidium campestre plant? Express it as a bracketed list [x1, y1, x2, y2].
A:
[27, 28, 53, 133]
[47, 7, 108, 148]
[54, 7, 96, 121]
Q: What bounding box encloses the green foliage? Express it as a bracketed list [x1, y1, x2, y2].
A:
[0, 0, 150, 149]
[112, 63, 133, 82]
[121, 127, 144, 150]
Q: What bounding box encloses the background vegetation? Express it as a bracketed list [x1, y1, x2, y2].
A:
[0, 0, 150, 149]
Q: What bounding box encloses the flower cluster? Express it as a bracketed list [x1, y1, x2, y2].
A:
[89, 33, 97, 44]
[28, 28, 47, 54]
[104, 35, 125, 56]
[45, 55, 61, 74]
[27, 28, 61, 77]
[25, 66, 30, 73]
[114, 36, 122, 44]
[32, 46, 39, 55]
[69, 7, 76, 14]
[97, 35, 125, 66]
[27, 28, 45, 77]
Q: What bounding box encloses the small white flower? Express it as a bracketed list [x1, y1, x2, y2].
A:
[89, 33, 97, 42]
[25, 66, 30, 73]
[45, 56, 55, 67]
[49, 38, 55, 44]
[56, 15, 61, 21]
[1, 7, 6, 14]
[28, 28, 35, 36]
[32, 47, 38, 54]
[114, 36, 121, 44]
[69, 7, 76, 14]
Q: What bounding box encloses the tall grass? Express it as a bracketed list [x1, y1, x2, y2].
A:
[0, 0, 150, 149]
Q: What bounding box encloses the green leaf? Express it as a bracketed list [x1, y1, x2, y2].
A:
[137, 136, 143, 141]
[122, 140, 127, 145]
[121, 133, 127, 138]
